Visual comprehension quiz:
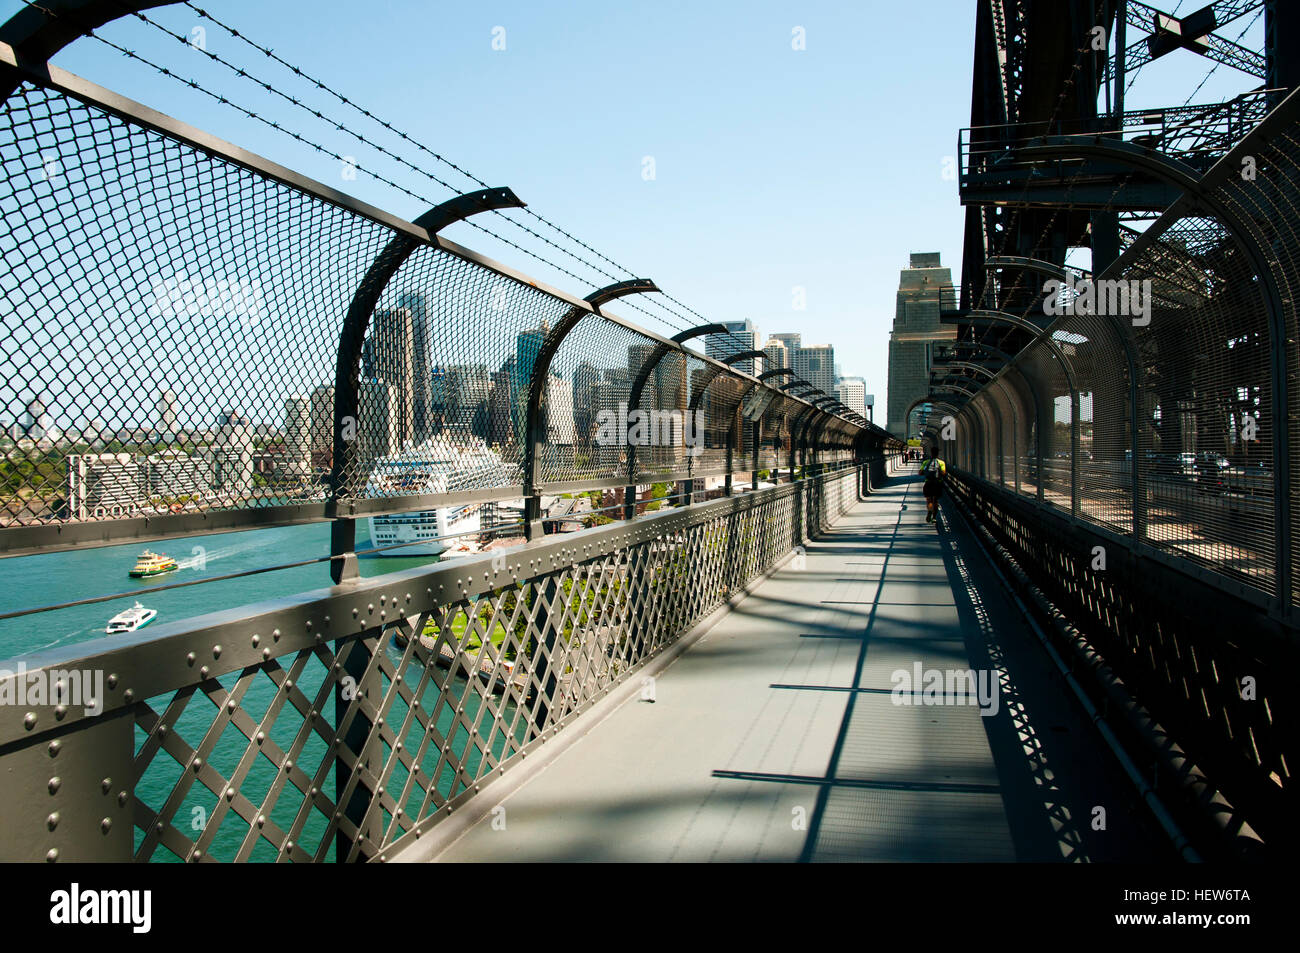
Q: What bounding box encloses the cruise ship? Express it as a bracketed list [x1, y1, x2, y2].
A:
[366, 437, 525, 556]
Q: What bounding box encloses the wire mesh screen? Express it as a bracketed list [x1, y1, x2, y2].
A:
[0, 76, 861, 554]
[342, 243, 575, 506]
[1113, 215, 1277, 595]
[0, 81, 393, 529]
[1207, 114, 1300, 606]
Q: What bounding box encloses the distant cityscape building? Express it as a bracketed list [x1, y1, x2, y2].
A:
[362, 307, 415, 447]
[396, 291, 433, 442]
[310, 385, 335, 465]
[706, 319, 759, 375]
[156, 389, 178, 435]
[357, 379, 398, 468]
[795, 344, 835, 396]
[762, 338, 789, 373]
[282, 395, 312, 479]
[209, 411, 254, 496]
[835, 376, 868, 417]
[886, 252, 958, 436]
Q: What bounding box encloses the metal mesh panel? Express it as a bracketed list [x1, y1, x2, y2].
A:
[1208, 118, 1300, 606]
[1017, 344, 1074, 510]
[1054, 312, 1136, 533]
[0, 81, 393, 529]
[1115, 216, 1276, 594]
[345, 244, 573, 503]
[0, 77, 863, 554]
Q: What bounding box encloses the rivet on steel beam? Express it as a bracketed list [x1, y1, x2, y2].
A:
[47, 740, 60, 757]
[48, 776, 61, 794]
[46, 812, 59, 830]
[212, 645, 222, 659]
[23, 713, 36, 730]
[251, 635, 259, 646]
[272, 629, 281, 641]
[101, 778, 112, 794]
[45, 849, 58, 862]
[100, 817, 112, 834]
[118, 791, 128, 806]
[186, 652, 196, 666]
[107, 674, 117, 689]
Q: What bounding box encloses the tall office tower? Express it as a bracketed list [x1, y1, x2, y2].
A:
[627, 343, 659, 408]
[310, 384, 335, 464]
[487, 356, 516, 451]
[396, 291, 432, 442]
[886, 252, 958, 436]
[511, 322, 548, 445]
[362, 306, 415, 447]
[835, 376, 868, 417]
[795, 344, 835, 395]
[282, 395, 312, 478]
[768, 332, 802, 373]
[357, 378, 398, 469]
[762, 338, 789, 373]
[446, 363, 491, 437]
[209, 410, 255, 497]
[156, 389, 178, 435]
[705, 319, 759, 375]
[16, 393, 54, 442]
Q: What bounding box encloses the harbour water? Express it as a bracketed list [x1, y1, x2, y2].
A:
[0, 523, 513, 861]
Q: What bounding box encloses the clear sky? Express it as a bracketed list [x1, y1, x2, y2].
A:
[2, 0, 1266, 419]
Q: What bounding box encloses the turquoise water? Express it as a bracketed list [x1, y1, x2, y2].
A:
[0, 524, 515, 861]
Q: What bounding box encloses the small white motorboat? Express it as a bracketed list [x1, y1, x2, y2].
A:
[106, 601, 158, 634]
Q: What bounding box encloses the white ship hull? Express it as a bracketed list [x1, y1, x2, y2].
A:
[369, 503, 481, 557]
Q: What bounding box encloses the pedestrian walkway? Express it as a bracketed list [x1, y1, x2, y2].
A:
[428, 470, 1174, 862]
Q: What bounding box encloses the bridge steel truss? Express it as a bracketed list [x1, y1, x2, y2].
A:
[0, 2, 901, 861]
[937, 86, 1300, 858]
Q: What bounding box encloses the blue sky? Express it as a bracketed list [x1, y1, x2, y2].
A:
[2, 0, 1266, 417]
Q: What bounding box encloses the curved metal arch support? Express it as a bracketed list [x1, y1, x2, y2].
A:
[0, 0, 176, 99]
[949, 340, 1048, 499]
[984, 248, 1145, 525]
[519, 279, 659, 531]
[329, 187, 526, 582]
[622, 322, 728, 488]
[963, 309, 1081, 515]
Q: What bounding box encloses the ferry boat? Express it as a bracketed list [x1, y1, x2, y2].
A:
[129, 550, 179, 578]
[366, 438, 520, 557]
[106, 602, 158, 634]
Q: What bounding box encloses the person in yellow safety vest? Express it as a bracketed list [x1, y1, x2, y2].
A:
[920, 445, 947, 524]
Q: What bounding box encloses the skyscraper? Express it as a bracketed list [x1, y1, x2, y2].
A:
[762, 338, 789, 373]
[835, 376, 867, 417]
[705, 319, 759, 375]
[397, 291, 432, 441]
[156, 389, 178, 435]
[282, 395, 312, 478]
[362, 307, 415, 447]
[795, 344, 835, 396]
[886, 252, 957, 436]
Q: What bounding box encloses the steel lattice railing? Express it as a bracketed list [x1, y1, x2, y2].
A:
[0, 465, 860, 862]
